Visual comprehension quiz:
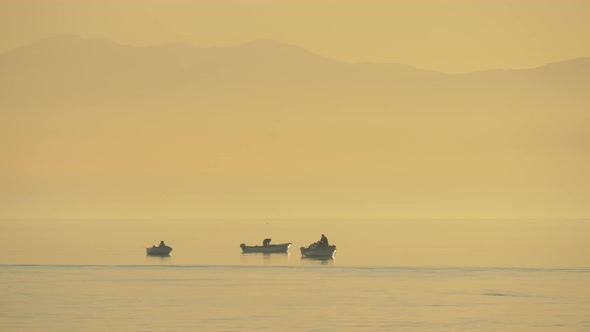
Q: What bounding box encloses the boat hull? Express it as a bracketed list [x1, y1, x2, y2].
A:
[300, 244, 337, 258]
[240, 243, 291, 253]
[146, 246, 173, 256]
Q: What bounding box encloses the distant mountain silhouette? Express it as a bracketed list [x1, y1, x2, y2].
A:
[1, 35, 589, 219]
[1, 35, 588, 110]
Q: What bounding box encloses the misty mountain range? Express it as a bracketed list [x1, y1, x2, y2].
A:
[1, 35, 588, 218]
[1, 35, 588, 110]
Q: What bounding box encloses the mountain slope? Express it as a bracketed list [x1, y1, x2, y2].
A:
[1, 36, 589, 219]
[1, 35, 588, 110]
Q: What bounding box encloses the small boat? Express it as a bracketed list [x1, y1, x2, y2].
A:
[146, 240, 172, 256]
[300, 243, 337, 258]
[240, 238, 291, 253]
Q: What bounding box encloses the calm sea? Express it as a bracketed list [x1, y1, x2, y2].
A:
[1, 219, 589, 331]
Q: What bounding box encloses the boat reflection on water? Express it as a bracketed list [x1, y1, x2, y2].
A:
[301, 256, 334, 265]
[240, 251, 292, 265]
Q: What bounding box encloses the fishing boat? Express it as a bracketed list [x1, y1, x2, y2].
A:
[240, 239, 291, 253]
[146, 240, 173, 256]
[300, 243, 337, 258]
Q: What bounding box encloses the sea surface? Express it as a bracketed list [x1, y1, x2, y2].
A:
[1, 219, 589, 331]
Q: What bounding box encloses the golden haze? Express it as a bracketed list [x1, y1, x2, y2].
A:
[1, 0, 590, 73]
[0, 1, 589, 220]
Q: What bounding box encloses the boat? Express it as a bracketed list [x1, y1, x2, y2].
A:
[240, 239, 291, 253]
[300, 243, 337, 258]
[146, 240, 173, 256]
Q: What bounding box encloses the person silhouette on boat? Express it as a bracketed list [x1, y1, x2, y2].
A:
[263, 238, 271, 247]
[159, 240, 166, 247]
[319, 234, 329, 246]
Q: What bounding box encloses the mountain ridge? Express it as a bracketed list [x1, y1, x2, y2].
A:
[1, 36, 589, 220]
[0, 34, 588, 111]
[2, 35, 588, 75]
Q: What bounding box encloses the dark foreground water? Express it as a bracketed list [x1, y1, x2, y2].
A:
[1, 264, 590, 331]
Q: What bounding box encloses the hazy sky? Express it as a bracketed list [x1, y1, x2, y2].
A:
[1, 0, 589, 73]
[1, 0, 589, 220]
